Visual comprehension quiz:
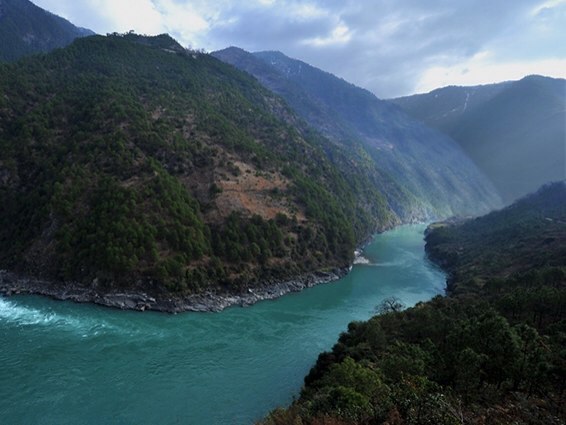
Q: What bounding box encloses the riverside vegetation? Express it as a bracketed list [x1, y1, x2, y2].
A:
[260, 182, 566, 424]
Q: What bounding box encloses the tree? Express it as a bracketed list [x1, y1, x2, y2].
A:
[377, 297, 406, 314]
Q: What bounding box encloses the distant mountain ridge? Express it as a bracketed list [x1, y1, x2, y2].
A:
[391, 81, 511, 132]
[392, 76, 566, 203]
[0, 0, 94, 62]
[213, 47, 502, 219]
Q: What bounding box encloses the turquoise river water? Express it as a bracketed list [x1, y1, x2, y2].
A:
[0, 224, 445, 425]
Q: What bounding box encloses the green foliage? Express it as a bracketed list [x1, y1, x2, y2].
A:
[51, 170, 210, 286]
[0, 33, 395, 292]
[279, 294, 564, 424]
[292, 172, 355, 262]
[261, 184, 566, 424]
[211, 212, 285, 266]
[425, 182, 566, 294]
[303, 357, 389, 422]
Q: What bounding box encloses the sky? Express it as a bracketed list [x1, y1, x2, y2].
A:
[33, 0, 566, 98]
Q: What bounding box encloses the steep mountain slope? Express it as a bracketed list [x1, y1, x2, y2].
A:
[426, 180, 566, 294]
[0, 33, 402, 299]
[393, 76, 566, 203]
[392, 81, 510, 132]
[0, 0, 93, 62]
[260, 182, 566, 425]
[213, 48, 502, 219]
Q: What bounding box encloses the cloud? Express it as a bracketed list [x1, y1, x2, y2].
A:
[32, 0, 566, 98]
[34, 0, 211, 46]
[33, 0, 161, 33]
[154, 0, 210, 48]
[415, 53, 566, 93]
[302, 23, 352, 47]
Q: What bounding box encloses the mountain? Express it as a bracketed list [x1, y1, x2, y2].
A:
[0, 0, 94, 62]
[0, 33, 417, 302]
[426, 180, 566, 294]
[260, 182, 566, 424]
[213, 47, 502, 219]
[392, 76, 566, 203]
[391, 81, 510, 132]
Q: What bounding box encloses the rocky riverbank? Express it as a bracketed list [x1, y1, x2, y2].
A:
[0, 268, 349, 313]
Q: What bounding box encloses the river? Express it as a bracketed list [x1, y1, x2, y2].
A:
[0, 224, 445, 424]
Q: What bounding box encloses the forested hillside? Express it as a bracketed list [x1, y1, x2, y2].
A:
[0, 33, 401, 296]
[426, 181, 566, 294]
[393, 76, 566, 203]
[213, 48, 502, 219]
[260, 182, 566, 424]
[0, 0, 93, 62]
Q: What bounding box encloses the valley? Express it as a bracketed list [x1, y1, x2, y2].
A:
[0, 1, 564, 424]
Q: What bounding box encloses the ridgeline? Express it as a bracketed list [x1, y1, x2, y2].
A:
[213, 47, 502, 219]
[393, 77, 566, 204]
